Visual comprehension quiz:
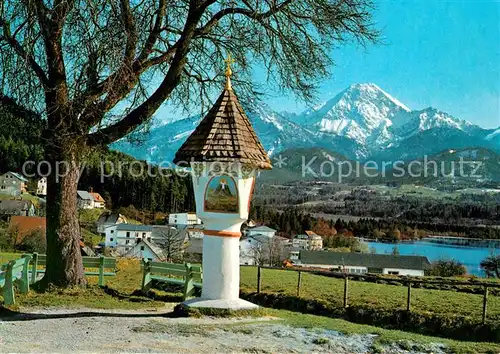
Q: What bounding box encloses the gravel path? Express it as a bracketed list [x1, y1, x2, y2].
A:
[0, 307, 447, 353]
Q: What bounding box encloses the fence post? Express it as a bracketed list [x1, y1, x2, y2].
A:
[257, 266, 262, 293]
[406, 281, 412, 312]
[343, 275, 349, 308]
[482, 286, 488, 324]
[297, 271, 302, 297]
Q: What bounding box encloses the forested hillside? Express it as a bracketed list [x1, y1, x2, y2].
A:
[0, 104, 193, 213]
[0, 103, 44, 174]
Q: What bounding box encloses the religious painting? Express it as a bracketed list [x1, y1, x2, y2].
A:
[204, 175, 238, 213]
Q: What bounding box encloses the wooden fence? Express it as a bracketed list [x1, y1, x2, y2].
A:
[251, 265, 500, 324]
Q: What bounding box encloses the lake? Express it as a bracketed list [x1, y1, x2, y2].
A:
[366, 240, 499, 277]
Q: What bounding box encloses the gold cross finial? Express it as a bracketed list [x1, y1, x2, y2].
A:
[224, 53, 235, 90]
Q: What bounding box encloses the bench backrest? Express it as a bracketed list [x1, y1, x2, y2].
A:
[82, 256, 116, 270]
[0, 256, 31, 304]
[145, 260, 188, 278]
[23, 253, 116, 270]
[23, 253, 46, 266]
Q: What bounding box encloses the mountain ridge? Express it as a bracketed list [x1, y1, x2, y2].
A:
[113, 83, 499, 166]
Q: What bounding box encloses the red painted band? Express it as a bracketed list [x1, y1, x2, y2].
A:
[204, 229, 241, 238]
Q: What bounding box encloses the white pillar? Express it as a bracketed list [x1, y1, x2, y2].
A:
[182, 162, 258, 310]
[201, 235, 240, 300]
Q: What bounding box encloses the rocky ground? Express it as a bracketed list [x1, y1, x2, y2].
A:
[0, 307, 447, 353]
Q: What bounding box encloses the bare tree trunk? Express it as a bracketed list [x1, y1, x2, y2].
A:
[41, 141, 86, 288]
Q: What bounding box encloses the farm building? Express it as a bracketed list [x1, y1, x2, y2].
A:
[298, 251, 430, 276]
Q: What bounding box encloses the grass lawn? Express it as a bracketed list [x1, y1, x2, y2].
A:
[81, 227, 103, 246]
[79, 208, 106, 224]
[239, 267, 500, 323]
[9, 258, 171, 310]
[3, 256, 499, 322]
[1, 257, 499, 352]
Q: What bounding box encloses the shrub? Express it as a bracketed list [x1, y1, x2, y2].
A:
[17, 229, 46, 253]
[480, 255, 500, 278]
[426, 259, 467, 277]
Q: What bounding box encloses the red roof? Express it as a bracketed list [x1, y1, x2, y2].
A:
[90, 192, 105, 203]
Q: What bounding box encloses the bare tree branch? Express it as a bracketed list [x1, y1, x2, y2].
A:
[0, 18, 49, 87]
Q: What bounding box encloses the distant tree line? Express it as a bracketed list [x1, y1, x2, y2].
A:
[249, 205, 500, 240]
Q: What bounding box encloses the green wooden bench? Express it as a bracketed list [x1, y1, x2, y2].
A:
[141, 260, 202, 300]
[23, 253, 117, 286]
[0, 256, 31, 305]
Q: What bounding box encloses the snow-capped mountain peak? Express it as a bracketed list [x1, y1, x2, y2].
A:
[113, 83, 499, 165]
[293, 83, 412, 144]
[486, 128, 500, 141]
[351, 83, 411, 112]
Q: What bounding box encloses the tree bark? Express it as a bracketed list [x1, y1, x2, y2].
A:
[41, 139, 86, 288]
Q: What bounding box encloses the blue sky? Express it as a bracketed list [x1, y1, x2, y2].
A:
[160, 0, 500, 129]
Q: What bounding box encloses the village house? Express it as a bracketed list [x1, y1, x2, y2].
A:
[36, 177, 47, 196]
[77, 190, 94, 209]
[104, 224, 153, 254]
[0, 200, 36, 218]
[297, 251, 430, 276]
[124, 238, 167, 262]
[0, 172, 28, 196]
[292, 234, 309, 249]
[77, 189, 106, 209]
[90, 192, 106, 208]
[168, 212, 201, 226]
[240, 234, 290, 266]
[292, 231, 324, 251]
[96, 212, 128, 234]
[244, 225, 277, 238]
[108, 225, 194, 261]
[305, 231, 324, 250]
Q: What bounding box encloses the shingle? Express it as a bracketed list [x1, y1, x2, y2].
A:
[173, 89, 272, 170]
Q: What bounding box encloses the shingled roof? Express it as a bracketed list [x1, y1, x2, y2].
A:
[299, 251, 431, 271]
[173, 61, 272, 170]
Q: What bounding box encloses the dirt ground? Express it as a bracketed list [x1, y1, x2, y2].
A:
[0, 306, 447, 353]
